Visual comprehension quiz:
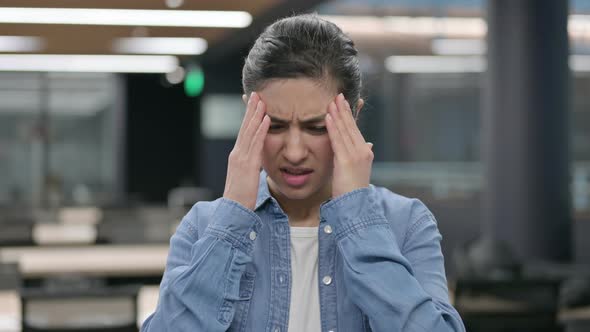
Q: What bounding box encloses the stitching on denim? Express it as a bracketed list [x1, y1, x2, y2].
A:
[184, 219, 199, 238]
[217, 247, 237, 325]
[235, 271, 257, 331]
[334, 216, 389, 241]
[402, 213, 432, 248]
[323, 187, 370, 211]
[206, 227, 251, 253]
[336, 216, 386, 239]
[219, 197, 261, 221]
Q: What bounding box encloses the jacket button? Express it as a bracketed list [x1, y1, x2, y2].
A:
[249, 231, 257, 241]
[323, 225, 333, 234]
[322, 275, 332, 285]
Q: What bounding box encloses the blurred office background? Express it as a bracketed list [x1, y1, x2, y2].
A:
[0, 0, 589, 331]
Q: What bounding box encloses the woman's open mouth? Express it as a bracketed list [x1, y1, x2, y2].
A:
[280, 167, 313, 187]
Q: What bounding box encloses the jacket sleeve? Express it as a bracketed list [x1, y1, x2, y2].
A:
[141, 198, 262, 332]
[320, 187, 466, 332]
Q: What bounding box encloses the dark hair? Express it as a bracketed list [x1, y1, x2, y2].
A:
[242, 13, 362, 112]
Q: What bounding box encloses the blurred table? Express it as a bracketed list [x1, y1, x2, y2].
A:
[0, 285, 160, 332]
[0, 290, 19, 332]
[0, 245, 168, 278]
[137, 286, 159, 328]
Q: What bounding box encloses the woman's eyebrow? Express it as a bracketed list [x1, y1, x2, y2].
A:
[300, 114, 326, 124]
[268, 114, 326, 124]
[268, 115, 289, 124]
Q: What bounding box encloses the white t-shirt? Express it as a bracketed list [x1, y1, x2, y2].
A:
[288, 226, 322, 332]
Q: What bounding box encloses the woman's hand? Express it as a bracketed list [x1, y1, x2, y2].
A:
[223, 92, 270, 210]
[325, 93, 374, 198]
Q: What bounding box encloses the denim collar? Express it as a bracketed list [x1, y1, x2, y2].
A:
[254, 170, 273, 211]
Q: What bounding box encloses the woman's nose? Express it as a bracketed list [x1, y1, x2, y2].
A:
[283, 131, 308, 164]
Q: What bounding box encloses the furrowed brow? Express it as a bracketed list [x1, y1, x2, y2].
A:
[268, 115, 289, 124]
[268, 114, 326, 124]
[299, 114, 326, 125]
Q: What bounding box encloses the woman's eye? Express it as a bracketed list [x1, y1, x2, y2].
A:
[307, 126, 327, 134]
[269, 124, 286, 132]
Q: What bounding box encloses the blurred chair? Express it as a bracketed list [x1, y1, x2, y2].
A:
[0, 208, 35, 246]
[97, 205, 170, 244]
[453, 236, 563, 332]
[455, 278, 562, 332]
[0, 262, 20, 290]
[21, 284, 140, 332]
[559, 278, 590, 332]
[167, 186, 212, 215]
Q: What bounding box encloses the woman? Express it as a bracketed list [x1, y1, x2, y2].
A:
[142, 14, 465, 332]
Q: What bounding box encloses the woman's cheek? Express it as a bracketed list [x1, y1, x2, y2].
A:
[313, 136, 333, 157]
[262, 135, 280, 161]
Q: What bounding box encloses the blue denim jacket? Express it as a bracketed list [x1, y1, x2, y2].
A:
[142, 173, 465, 332]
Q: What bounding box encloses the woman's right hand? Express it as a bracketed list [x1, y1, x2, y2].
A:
[223, 92, 270, 210]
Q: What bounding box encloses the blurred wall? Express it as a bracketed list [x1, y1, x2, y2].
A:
[124, 74, 200, 203]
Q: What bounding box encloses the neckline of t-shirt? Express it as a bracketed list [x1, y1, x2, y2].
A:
[290, 226, 319, 238]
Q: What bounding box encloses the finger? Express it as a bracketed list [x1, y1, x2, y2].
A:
[325, 104, 350, 159]
[329, 97, 355, 152]
[242, 100, 266, 145]
[236, 92, 259, 146]
[336, 93, 365, 146]
[249, 114, 271, 157]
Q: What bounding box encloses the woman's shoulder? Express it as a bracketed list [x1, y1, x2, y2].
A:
[370, 184, 436, 230]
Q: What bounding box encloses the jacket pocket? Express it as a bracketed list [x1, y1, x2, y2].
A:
[362, 314, 372, 332]
[228, 269, 256, 332]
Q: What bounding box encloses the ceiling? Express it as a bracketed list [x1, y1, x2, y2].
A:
[0, 0, 326, 62]
[1, 0, 587, 64]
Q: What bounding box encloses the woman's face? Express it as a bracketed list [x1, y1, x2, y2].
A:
[257, 78, 337, 201]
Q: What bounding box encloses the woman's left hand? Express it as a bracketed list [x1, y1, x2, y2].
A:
[326, 93, 374, 198]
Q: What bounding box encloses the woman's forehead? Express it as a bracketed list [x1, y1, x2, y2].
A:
[259, 78, 337, 119]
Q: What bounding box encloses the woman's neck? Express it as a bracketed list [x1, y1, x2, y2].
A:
[267, 177, 331, 227]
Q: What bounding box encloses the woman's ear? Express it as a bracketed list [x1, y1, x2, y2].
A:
[354, 98, 364, 121]
[242, 94, 248, 105]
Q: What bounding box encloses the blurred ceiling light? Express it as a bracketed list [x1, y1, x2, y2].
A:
[320, 15, 487, 38]
[386, 55, 590, 73]
[385, 56, 486, 73]
[0, 36, 45, 52]
[165, 0, 184, 9]
[113, 37, 207, 55]
[431, 38, 486, 55]
[323, 15, 589, 40]
[0, 7, 252, 28]
[166, 66, 186, 84]
[384, 16, 487, 37]
[0, 54, 178, 73]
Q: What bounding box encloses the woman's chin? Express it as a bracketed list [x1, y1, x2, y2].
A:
[274, 185, 313, 201]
